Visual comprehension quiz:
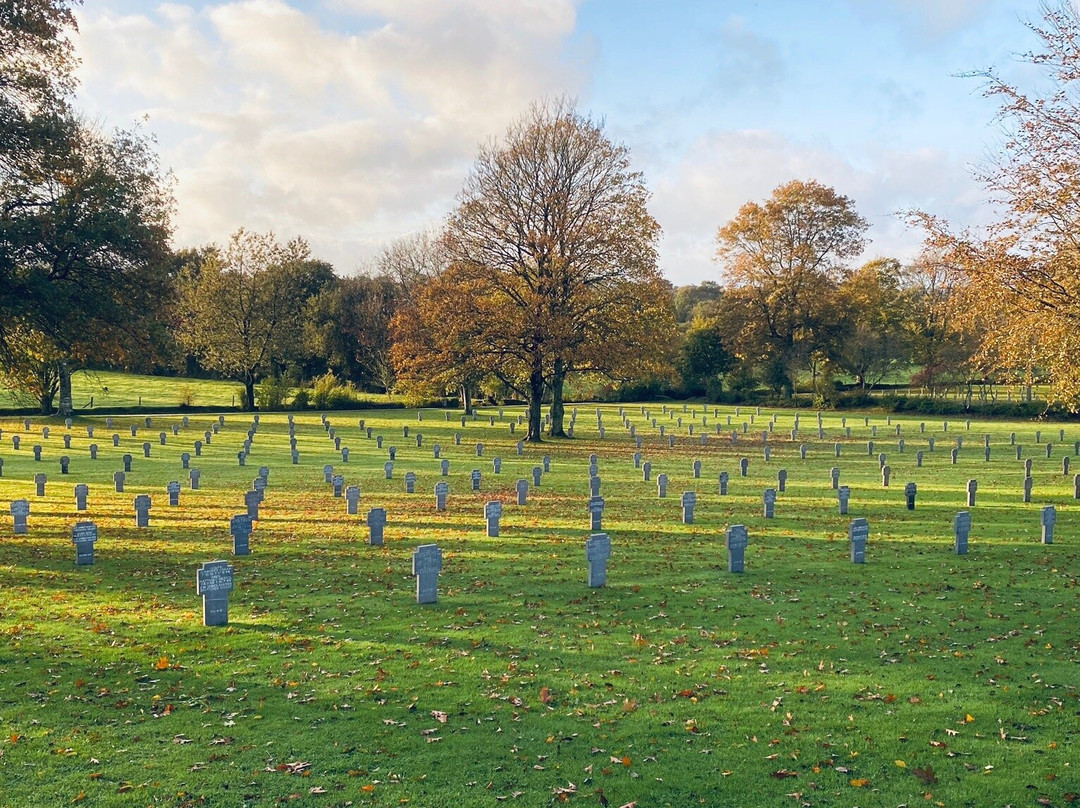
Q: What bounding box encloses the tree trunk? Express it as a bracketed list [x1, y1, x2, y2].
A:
[459, 384, 472, 414]
[548, 358, 567, 438]
[58, 361, 73, 416]
[244, 374, 257, 411]
[527, 365, 544, 442]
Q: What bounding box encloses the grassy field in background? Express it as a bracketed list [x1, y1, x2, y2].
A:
[0, 404, 1077, 807]
[0, 371, 396, 411]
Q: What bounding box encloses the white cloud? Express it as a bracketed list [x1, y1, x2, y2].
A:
[74, 0, 588, 272]
[648, 130, 988, 286]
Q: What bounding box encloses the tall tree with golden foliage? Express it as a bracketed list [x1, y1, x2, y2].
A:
[915, 2, 1080, 409]
[429, 98, 671, 440]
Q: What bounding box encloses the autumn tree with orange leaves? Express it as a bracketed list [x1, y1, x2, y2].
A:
[397, 98, 672, 441]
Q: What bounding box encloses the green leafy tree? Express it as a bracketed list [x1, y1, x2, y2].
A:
[176, 230, 320, 410]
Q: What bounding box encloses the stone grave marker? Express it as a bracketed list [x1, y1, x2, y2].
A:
[367, 507, 387, 546]
[167, 480, 181, 506]
[955, 511, 971, 555]
[197, 561, 235, 626]
[237, 450, 245, 466]
[435, 481, 449, 511]
[72, 521, 97, 565]
[130, 425, 138, 437]
[589, 496, 604, 530]
[849, 517, 869, 564]
[33, 472, 46, 496]
[633, 452, 641, 469]
[245, 489, 260, 520]
[89, 444, 98, 460]
[231, 514, 253, 555]
[590, 475, 601, 497]
[532, 466, 542, 486]
[291, 449, 299, 465]
[800, 443, 808, 459]
[134, 494, 151, 527]
[74, 483, 88, 510]
[63, 434, 71, 449]
[682, 491, 697, 524]
[122, 453, 132, 472]
[1046, 443, 1054, 459]
[181, 451, 190, 469]
[830, 466, 840, 489]
[838, 485, 850, 515]
[740, 457, 749, 476]
[1065, 457, 1072, 476]
[834, 443, 841, 457]
[190, 468, 201, 489]
[384, 461, 394, 480]
[1042, 506, 1057, 544]
[905, 481, 917, 510]
[950, 448, 958, 465]
[763, 488, 776, 518]
[345, 485, 361, 514]
[578, 531, 613, 589]
[471, 469, 482, 491]
[332, 474, 344, 498]
[881, 465, 891, 487]
[10, 499, 29, 534]
[114, 470, 125, 492]
[726, 525, 748, 573]
[929, 437, 935, 451]
[413, 544, 442, 604]
[159, 432, 167, 446]
[916, 450, 924, 467]
[1025, 458, 1033, 477]
[33, 444, 41, 461]
[194, 440, 202, 456]
[777, 469, 787, 492]
[719, 471, 729, 495]
[966, 479, 978, 506]
[516, 479, 529, 505]
[485, 501, 503, 537]
[1023, 476, 1033, 503]
[657, 473, 668, 498]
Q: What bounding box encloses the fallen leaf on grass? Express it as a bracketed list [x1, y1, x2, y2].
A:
[849, 778, 871, 788]
[771, 770, 798, 779]
[912, 765, 938, 784]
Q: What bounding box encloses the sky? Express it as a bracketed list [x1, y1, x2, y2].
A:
[71, 0, 1043, 285]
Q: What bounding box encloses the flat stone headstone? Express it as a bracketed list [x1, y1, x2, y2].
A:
[905, 481, 917, 510]
[72, 521, 97, 565]
[197, 560, 235, 626]
[133, 494, 151, 527]
[726, 524, 748, 573]
[493, 457, 502, 474]
[929, 438, 935, 451]
[440, 459, 449, 477]
[122, 454, 132, 472]
[955, 511, 971, 554]
[657, 473, 668, 498]
[585, 532, 612, 587]
[231, 513, 253, 555]
[113, 470, 125, 492]
[633, 452, 642, 469]
[800, 443, 807, 459]
[718, 471, 729, 496]
[434, 481, 448, 511]
[413, 544, 442, 604]
[367, 507, 387, 546]
[838, 485, 850, 515]
[189, 468, 201, 489]
[484, 501, 502, 537]
[966, 479, 978, 506]
[405, 472, 417, 494]
[516, 479, 528, 505]
[849, 517, 869, 564]
[167, 480, 181, 506]
[1041, 506, 1057, 544]
[777, 469, 787, 492]
[89, 444, 98, 460]
[11, 498, 29, 533]
[471, 469, 482, 491]
[237, 450, 246, 466]
[384, 461, 394, 480]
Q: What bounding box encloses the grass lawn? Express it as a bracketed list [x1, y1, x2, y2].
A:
[0, 370, 394, 412]
[0, 404, 1077, 807]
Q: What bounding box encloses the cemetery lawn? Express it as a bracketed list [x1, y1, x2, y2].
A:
[0, 405, 1077, 807]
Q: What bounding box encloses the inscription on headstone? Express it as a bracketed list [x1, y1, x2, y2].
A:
[585, 532, 612, 587]
[413, 544, 442, 604]
[72, 521, 97, 565]
[231, 514, 253, 555]
[849, 517, 869, 564]
[955, 511, 971, 555]
[726, 525, 748, 573]
[196, 561, 235, 626]
[1042, 506, 1057, 544]
[367, 507, 387, 546]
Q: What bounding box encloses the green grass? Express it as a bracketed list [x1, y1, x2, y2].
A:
[0, 404, 1077, 807]
[0, 370, 395, 411]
